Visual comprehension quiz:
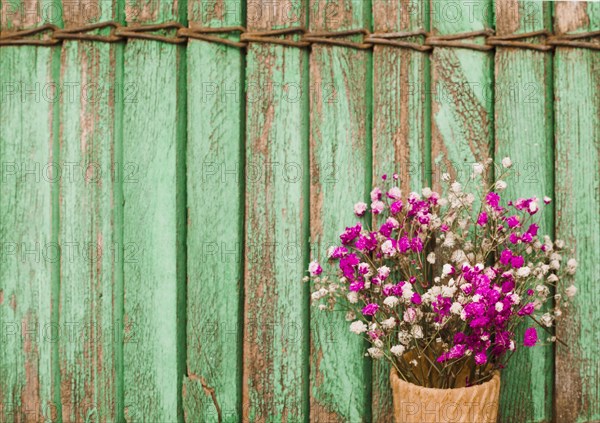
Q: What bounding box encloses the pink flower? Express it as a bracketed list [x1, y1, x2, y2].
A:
[362, 303, 379, 316]
[370, 187, 382, 202]
[403, 307, 417, 323]
[308, 261, 322, 276]
[523, 327, 538, 347]
[387, 186, 402, 200]
[477, 212, 488, 226]
[353, 202, 367, 216]
[371, 200, 385, 214]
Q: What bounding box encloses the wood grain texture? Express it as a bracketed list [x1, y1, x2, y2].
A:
[494, 2, 554, 422]
[371, 0, 429, 420]
[554, 3, 600, 422]
[182, 0, 244, 422]
[0, 1, 60, 421]
[309, 0, 372, 421]
[243, 0, 309, 421]
[430, 0, 493, 190]
[57, 1, 121, 421]
[122, 0, 187, 421]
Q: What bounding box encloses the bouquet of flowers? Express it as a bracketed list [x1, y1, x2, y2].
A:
[305, 158, 577, 389]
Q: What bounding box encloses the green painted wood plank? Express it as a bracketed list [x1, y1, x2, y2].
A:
[309, 0, 372, 420]
[122, 1, 187, 421]
[0, 3, 61, 421]
[182, 0, 244, 422]
[57, 1, 121, 421]
[243, 1, 309, 420]
[371, 1, 430, 420]
[554, 3, 600, 422]
[430, 0, 493, 190]
[494, 2, 554, 422]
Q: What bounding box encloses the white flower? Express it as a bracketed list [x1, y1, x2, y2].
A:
[442, 173, 451, 182]
[311, 291, 322, 300]
[510, 293, 521, 304]
[345, 311, 356, 321]
[550, 260, 560, 270]
[349, 321, 368, 334]
[391, 345, 405, 357]
[442, 263, 454, 276]
[460, 309, 468, 320]
[347, 292, 358, 304]
[509, 340, 515, 351]
[472, 163, 484, 175]
[451, 249, 467, 264]
[567, 258, 578, 274]
[565, 285, 577, 297]
[381, 240, 396, 256]
[381, 317, 396, 330]
[401, 285, 414, 300]
[398, 330, 411, 345]
[354, 202, 367, 216]
[450, 302, 463, 315]
[529, 200, 539, 214]
[540, 313, 553, 327]
[555, 239, 565, 249]
[383, 296, 399, 307]
[441, 285, 457, 297]
[547, 274, 559, 283]
[318, 304, 327, 310]
[451, 182, 462, 193]
[368, 348, 384, 359]
[411, 325, 423, 339]
[374, 339, 384, 348]
[426, 252, 436, 264]
[495, 302, 504, 312]
[422, 187, 432, 198]
[442, 233, 456, 248]
[516, 266, 531, 278]
[472, 294, 482, 303]
[387, 186, 402, 200]
[502, 157, 512, 168]
[403, 308, 417, 323]
[495, 180, 507, 191]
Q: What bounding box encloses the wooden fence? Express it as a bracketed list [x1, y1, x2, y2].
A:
[0, 0, 598, 422]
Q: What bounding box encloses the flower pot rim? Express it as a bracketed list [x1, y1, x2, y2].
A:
[390, 367, 501, 394]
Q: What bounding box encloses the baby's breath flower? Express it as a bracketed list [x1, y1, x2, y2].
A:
[502, 157, 512, 168]
[426, 252, 436, 264]
[390, 345, 405, 357]
[349, 321, 368, 334]
[565, 285, 577, 297]
[368, 348, 384, 359]
[495, 180, 507, 191]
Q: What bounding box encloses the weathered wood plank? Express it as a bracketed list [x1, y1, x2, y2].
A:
[494, 2, 554, 422]
[122, 1, 187, 421]
[182, 0, 244, 422]
[309, 0, 372, 420]
[243, 0, 309, 421]
[371, 1, 430, 420]
[0, 2, 61, 421]
[555, 3, 600, 422]
[430, 0, 493, 190]
[57, 1, 122, 421]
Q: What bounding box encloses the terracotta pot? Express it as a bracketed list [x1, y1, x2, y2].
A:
[390, 369, 501, 423]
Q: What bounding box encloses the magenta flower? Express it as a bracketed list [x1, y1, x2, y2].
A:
[340, 223, 362, 245]
[410, 237, 423, 253]
[509, 233, 520, 244]
[411, 292, 422, 305]
[500, 249, 513, 265]
[474, 351, 488, 365]
[506, 215, 520, 228]
[362, 303, 379, 316]
[523, 327, 538, 347]
[526, 223, 539, 236]
[440, 224, 449, 232]
[486, 192, 501, 209]
[517, 303, 535, 316]
[510, 255, 524, 268]
[477, 212, 488, 226]
[390, 200, 403, 214]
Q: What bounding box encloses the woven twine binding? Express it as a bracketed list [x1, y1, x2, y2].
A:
[1, 22, 599, 51]
[390, 368, 501, 423]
